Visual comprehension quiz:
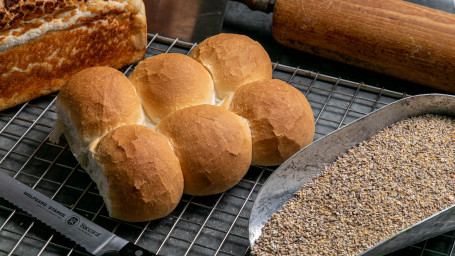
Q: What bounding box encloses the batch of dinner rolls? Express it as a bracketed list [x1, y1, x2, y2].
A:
[50, 33, 315, 222]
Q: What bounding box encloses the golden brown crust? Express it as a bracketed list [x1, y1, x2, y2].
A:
[58, 66, 143, 145]
[53, 33, 317, 222]
[156, 104, 252, 196]
[230, 79, 315, 166]
[94, 124, 184, 222]
[0, 0, 146, 110]
[0, 0, 79, 31]
[189, 33, 272, 100]
[129, 53, 214, 124]
[0, 0, 142, 31]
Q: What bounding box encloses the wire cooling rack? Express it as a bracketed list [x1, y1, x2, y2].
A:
[0, 33, 454, 256]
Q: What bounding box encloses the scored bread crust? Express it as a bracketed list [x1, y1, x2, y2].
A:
[0, 0, 147, 111]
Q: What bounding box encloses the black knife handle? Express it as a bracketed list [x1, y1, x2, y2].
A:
[119, 242, 157, 256]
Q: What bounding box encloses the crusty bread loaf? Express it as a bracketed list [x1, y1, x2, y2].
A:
[0, 0, 147, 111]
[156, 104, 252, 196]
[91, 124, 184, 222]
[53, 33, 315, 222]
[129, 53, 215, 124]
[229, 79, 315, 166]
[189, 33, 273, 100]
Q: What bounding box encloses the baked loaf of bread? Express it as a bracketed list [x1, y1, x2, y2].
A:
[0, 0, 147, 111]
[52, 33, 315, 222]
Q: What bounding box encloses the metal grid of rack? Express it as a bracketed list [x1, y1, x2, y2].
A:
[0, 33, 454, 256]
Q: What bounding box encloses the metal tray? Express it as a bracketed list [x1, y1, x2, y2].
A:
[249, 94, 455, 255]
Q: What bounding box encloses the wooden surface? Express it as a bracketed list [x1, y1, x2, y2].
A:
[272, 0, 455, 94]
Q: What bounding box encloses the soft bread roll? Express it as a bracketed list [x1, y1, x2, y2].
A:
[0, 0, 147, 110]
[51, 33, 318, 222]
[229, 79, 315, 166]
[156, 104, 252, 196]
[52, 66, 143, 167]
[129, 53, 214, 124]
[90, 124, 184, 222]
[189, 33, 273, 100]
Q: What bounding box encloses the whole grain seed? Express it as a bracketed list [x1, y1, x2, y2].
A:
[252, 115, 455, 256]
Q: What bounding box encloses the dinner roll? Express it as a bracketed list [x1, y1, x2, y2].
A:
[52, 66, 143, 167]
[189, 33, 273, 100]
[129, 53, 214, 124]
[156, 104, 252, 196]
[90, 124, 184, 222]
[229, 79, 315, 166]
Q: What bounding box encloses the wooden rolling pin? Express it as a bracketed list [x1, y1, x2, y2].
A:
[234, 0, 455, 93]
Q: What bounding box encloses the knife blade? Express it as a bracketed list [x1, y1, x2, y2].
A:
[0, 170, 157, 256]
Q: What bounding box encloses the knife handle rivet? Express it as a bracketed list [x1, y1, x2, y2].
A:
[120, 242, 153, 256]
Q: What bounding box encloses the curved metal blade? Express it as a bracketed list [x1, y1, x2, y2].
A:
[249, 94, 455, 255]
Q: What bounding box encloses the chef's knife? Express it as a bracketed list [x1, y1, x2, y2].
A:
[0, 170, 157, 256]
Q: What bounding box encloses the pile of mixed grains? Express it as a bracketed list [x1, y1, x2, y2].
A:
[252, 114, 455, 256]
